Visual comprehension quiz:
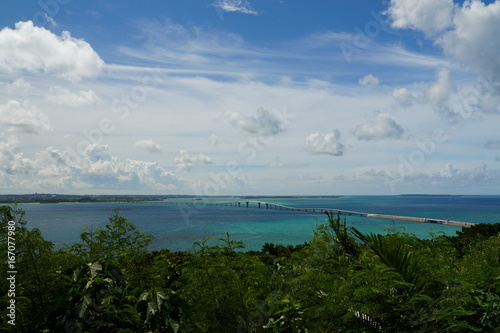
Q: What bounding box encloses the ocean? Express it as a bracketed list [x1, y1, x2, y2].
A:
[10, 195, 500, 252]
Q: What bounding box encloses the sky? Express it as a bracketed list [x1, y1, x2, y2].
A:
[0, 0, 500, 196]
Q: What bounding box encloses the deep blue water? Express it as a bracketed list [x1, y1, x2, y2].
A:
[10, 195, 500, 252]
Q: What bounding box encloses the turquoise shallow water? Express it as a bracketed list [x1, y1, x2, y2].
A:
[11, 195, 500, 251]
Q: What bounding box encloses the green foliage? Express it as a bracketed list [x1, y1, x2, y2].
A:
[56, 262, 181, 333]
[68, 209, 153, 263]
[1, 207, 498, 332]
[352, 229, 428, 296]
[263, 299, 308, 332]
[324, 211, 360, 258]
[447, 222, 500, 256]
[178, 233, 277, 332]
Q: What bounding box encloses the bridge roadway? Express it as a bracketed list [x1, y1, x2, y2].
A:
[141, 200, 475, 228]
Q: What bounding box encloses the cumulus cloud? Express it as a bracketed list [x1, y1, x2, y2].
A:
[387, 0, 500, 110]
[0, 21, 104, 81]
[0, 135, 34, 174]
[81, 143, 112, 163]
[305, 130, 345, 156]
[213, 0, 258, 15]
[0, 100, 51, 134]
[426, 68, 455, 107]
[208, 134, 220, 146]
[385, 0, 454, 36]
[226, 107, 287, 137]
[47, 86, 100, 106]
[438, 1, 500, 84]
[359, 74, 380, 86]
[6, 143, 182, 191]
[134, 139, 162, 153]
[352, 112, 404, 141]
[392, 68, 465, 119]
[174, 150, 213, 172]
[392, 87, 415, 107]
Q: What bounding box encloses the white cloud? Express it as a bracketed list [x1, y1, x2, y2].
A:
[0, 21, 104, 81]
[268, 156, 285, 168]
[426, 68, 455, 107]
[352, 112, 404, 141]
[9, 143, 182, 191]
[3, 78, 32, 94]
[174, 149, 213, 172]
[359, 74, 380, 87]
[208, 134, 221, 146]
[47, 86, 100, 106]
[82, 143, 112, 162]
[392, 87, 415, 107]
[213, 0, 258, 15]
[226, 107, 287, 137]
[134, 139, 162, 153]
[305, 130, 345, 156]
[130, 18, 245, 67]
[386, 0, 454, 36]
[0, 100, 51, 134]
[0, 135, 34, 174]
[41, 13, 58, 28]
[392, 68, 462, 118]
[438, 1, 500, 85]
[387, 0, 500, 110]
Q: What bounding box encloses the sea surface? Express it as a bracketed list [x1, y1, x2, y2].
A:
[9, 195, 500, 252]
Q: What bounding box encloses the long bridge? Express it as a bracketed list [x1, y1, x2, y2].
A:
[141, 199, 475, 228]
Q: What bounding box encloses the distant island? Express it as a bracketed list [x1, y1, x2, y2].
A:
[2, 193, 485, 204]
[0, 194, 191, 204]
[0, 194, 344, 204]
[398, 194, 475, 197]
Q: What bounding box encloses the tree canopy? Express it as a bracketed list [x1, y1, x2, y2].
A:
[1, 206, 499, 332]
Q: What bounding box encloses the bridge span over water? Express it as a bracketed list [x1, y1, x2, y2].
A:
[141, 199, 475, 228]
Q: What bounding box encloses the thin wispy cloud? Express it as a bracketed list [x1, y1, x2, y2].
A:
[213, 0, 258, 15]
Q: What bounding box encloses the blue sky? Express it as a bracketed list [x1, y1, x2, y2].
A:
[1, 0, 500, 195]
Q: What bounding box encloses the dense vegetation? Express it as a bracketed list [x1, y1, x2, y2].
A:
[1, 205, 499, 332]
